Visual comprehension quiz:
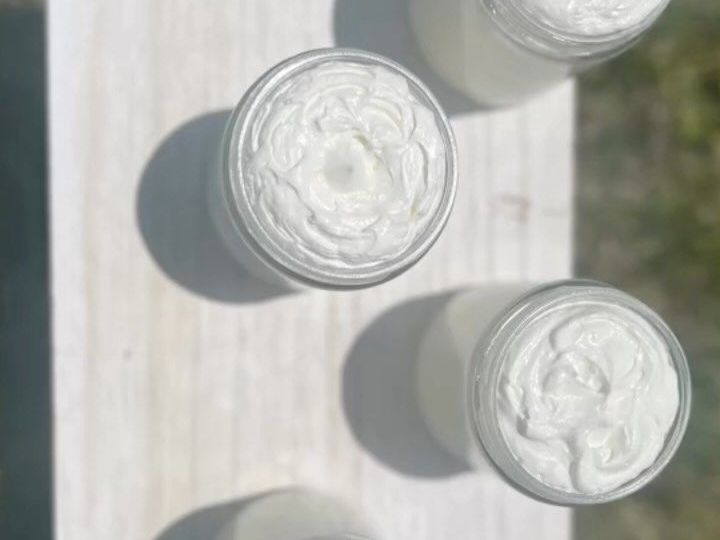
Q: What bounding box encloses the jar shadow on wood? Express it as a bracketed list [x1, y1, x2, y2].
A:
[332, 0, 482, 116]
[342, 286, 532, 477]
[154, 488, 378, 540]
[415, 284, 534, 467]
[342, 292, 471, 477]
[136, 111, 294, 304]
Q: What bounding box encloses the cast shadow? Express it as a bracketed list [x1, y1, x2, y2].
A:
[342, 292, 471, 478]
[136, 111, 291, 304]
[333, 0, 480, 117]
[154, 488, 355, 540]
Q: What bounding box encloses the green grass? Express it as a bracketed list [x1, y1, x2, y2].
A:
[575, 1, 720, 538]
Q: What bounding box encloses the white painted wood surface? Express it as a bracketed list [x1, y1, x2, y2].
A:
[49, 1, 574, 539]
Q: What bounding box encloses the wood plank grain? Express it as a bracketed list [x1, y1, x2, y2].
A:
[49, 1, 574, 539]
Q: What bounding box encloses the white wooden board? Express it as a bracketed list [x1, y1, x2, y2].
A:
[49, 1, 574, 538]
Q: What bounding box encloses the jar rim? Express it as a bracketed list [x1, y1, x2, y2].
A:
[478, 0, 673, 61]
[220, 48, 458, 290]
[467, 279, 692, 505]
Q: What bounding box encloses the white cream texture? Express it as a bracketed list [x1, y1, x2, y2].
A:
[518, 0, 666, 35]
[498, 299, 679, 494]
[245, 60, 446, 270]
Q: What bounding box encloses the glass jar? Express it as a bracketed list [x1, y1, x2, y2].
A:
[417, 280, 692, 504]
[209, 48, 458, 290]
[416, 284, 534, 466]
[215, 489, 377, 540]
[409, 0, 672, 106]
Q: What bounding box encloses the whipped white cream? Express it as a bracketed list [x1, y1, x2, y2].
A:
[498, 298, 679, 494]
[245, 60, 447, 271]
[518, 0, 666, 35]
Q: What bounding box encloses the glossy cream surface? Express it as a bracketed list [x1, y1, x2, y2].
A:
[244, 60, 447, 271]
[517, 0, 666, 35]
[497, 298, 679, 494]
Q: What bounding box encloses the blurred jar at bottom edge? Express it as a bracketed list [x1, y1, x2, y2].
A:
[215, 488, 379, 540]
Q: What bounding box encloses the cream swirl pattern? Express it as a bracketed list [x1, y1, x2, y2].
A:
[517, 0, 667, 36]
[497, 300, 680, 494]
[245, 60, 446, 270]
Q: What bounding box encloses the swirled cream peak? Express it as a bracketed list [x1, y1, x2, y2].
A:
[245, 60, 446, 270]
[497, 298, 679, 494]
[517, 0, 666, 35]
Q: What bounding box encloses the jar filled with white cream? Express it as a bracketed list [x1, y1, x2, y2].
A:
[417, 280, 691, 504]
[409, 0, 673, 106]
[210, 48, 457, 290]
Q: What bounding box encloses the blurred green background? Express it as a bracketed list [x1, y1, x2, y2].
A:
[1, 0, 719, 538]
[575, 0, 720, 538]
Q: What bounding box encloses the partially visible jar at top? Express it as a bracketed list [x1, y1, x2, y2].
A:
[409, 0, 672, 106]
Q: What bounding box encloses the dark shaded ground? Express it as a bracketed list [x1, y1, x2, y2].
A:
[0, 4, 52, 540]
